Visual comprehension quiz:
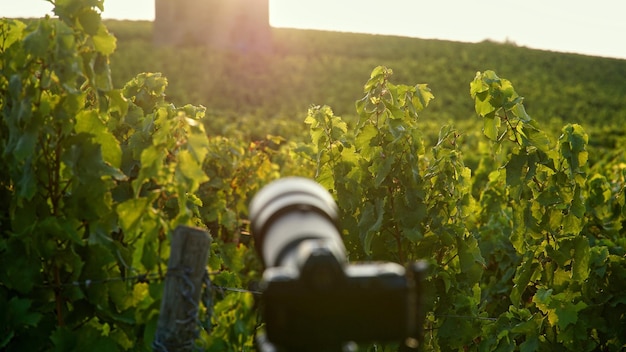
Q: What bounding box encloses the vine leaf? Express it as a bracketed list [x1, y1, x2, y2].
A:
[572, 236, 590, 282]
[75, 110, 122, 167]
[358, 199, 384, 255]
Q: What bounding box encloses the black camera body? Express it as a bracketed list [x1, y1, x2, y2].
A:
[249, 178, 426, 351]
[262, 254, 425, 349]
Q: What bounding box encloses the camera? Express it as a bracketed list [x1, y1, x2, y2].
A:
[249, 177, 427, 351]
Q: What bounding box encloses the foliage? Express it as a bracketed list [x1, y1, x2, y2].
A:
[300, 66, 487, 350]
[299, 67, 626, 350]
[107, 21, 626, 142]
[469, 70, 626, 351]
[0, 2, 264, 350]
[2, 2, 626, 351]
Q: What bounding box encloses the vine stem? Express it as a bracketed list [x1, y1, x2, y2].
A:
[394, 230, 405, 263]
[54, 265, 65, 327]
[501, 110, 522, 147]
[387, 188, 406, 263]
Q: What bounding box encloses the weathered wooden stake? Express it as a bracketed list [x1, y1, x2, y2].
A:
[154, 225, 211, 351]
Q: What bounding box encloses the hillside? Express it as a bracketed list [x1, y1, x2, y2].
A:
[106, 20, 626, 146]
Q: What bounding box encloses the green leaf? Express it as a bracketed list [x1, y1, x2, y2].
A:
[13, 129, 38, 162]
[78, 8, 101, 35]
[562, 213, 583, 235]
[505, 150, 526, 187]
[62, 92, 87, 115]
[532, 287, 552, 313]
[510, 308, 541, 335]
[0, 332, 14, 349]
[456, 235, 485, 284]
[93, 53, 113, 91]
[1, 19, 27, 49]
[79, 244, 115, 307]
[92, 24, 116, 55]
[570, 186, 586, 218]
[562, 124, 587, 153]
[110, 327, 133, 350]
[536, 186, 562, 206]
[315, 163, 335, 191]
[75, 326, 118, 352]
[511, 256, 536, 306]
[51, 327, 78, 351]
[143, 317, 159, 350]
[413, 83, 434, 112]
[187, 131, 210, 163]
[37, 216, 82, 245]
[369, 153, 394, 187]
[23, 20, 50, 57]
[176, 150, 209, 190]
[554, 299, 587, 330]
[17, 159, 37, 201]
[309, 126, 326, 149]
[483, 115, 500, 140]
[330, 118, 348, 141]
[54, 20, 76, 53]
[6, 297, 43, 328]
[131, 216, 159, 270]
[133, 145, 164, 194]
[359, 199, 384, 254]
[511, 102, 531, 122]
[364, 66, 390, 92]
[75, 110, 122, 167]
[141, 238, 159, 270]
[61, 135, 125, 191]
[355, 123, 379, 160]
[0, 240, 41, 293]
[117, 197, 150, 236]
[469, 72, 488, 97]
[533, 288, 587, 330]
[559, 123, 589, 176]
[8, 74, 23, 98]
[520, 335, 539, 352]
[475, 96, 496, 118]
[572, 236, 590, 282]
[105, 89, 129, 115]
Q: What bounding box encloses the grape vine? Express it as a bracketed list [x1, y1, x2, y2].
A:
[300, 67, 626, 350]
[1, 1, 625, 351]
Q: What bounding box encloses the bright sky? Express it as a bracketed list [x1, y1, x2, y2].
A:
[2, 0, 625, 60]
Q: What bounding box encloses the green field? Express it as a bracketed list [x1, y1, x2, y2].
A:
[107, 20, 626, 143]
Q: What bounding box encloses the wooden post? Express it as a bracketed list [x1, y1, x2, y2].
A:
[154, 225, 211, 351]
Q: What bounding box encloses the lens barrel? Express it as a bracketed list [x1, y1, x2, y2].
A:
[249, 177, 345, 268]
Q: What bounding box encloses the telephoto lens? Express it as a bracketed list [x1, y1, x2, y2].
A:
[249, 177, 426, 351]
[248, 177, 346, 269]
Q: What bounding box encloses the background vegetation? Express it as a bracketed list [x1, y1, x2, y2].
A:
[106, 20, 626, 138]
[1, 2, 625, 351]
